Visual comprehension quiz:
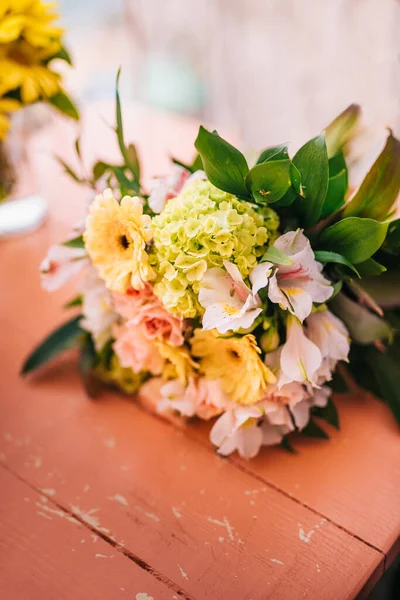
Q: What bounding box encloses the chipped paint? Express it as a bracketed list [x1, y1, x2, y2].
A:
[298, 526, 315, 543]
[178, 565, 189, 580]
[135, 505, 160, 522]
[271, 558, 284, 565]
[136, 594, 154, 600]
[207, 516, 235, 541]
[172, 507, 182, 519]
[104, 438, 116, 449]
[41, 488, 55, 496]
[108, 494, 129, 507]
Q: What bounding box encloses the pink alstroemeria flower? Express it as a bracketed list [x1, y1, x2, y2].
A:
[79, 267, 118, 351]
[199, 261, 263, 334]
[250, 229, 333, 322]
[158, 377, 230, 420]
[266, 315, 322, 388]
[210, 406, 264, 459]
[305, 309, 350, 363]
[40, 244, 88, 291]
[148, 166, 206, 214]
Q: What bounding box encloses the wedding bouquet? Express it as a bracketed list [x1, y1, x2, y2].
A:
[0, 0, 78, 199]
[22, 79, 400, 458]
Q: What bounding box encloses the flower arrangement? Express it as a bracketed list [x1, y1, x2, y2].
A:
[22, 79, 400, 459]
[0, 0, 78, 199]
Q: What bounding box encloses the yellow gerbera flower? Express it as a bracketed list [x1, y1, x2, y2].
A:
[191, 330, 276, 405]
[156, 340, 198, 384]
[0, 41, 61, 103]
[84, 189, 155, 293]
[0, 0, 63, 47]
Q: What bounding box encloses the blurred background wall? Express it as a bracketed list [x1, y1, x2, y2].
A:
[59, 0, 400, 149]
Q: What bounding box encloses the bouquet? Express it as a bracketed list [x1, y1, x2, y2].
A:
[0, 0, 78, 199]
[23, 79, 400, 459]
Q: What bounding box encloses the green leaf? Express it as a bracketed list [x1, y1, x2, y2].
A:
[261, 245, 293, 265]
[292, 134, 329, 227]
[360, 272, 400, 309]
[62, 235, 85, 249]
[245, 159, 291, 204]
[343, 131, 400, 221]
[108, 165, 139, 194]
[290, 162, 302, 193]
[79, 333, 99, 398]
[318, 217, 388, 264]
[115, 70, 139, 185]
[256, 144, 289, 165]
[92, 161, 109, 182]
[312, 397, 340, 429]
[49, 45, 73, 65]
[325, 104, 361, 157]
[356, 258, 387, 277]
[329, 280, 343, 300]
[320, 168, 347, 219]
[314, 250, 360, 277]
[127, 144, 141, 181]
[280, 436, 297, 454]
[49, 91, 79, 120]
[55, 156, 84, 183]
[382, 219, 400, 255]
[194, 126, 249, 197]
[301, 419, 329, 439]
[330, 293, 392, 344]
[64, 295, 83, 308]
[21, 316, 83, 375]
[329, 368, 350, 394]
[172, 154, 203, 173]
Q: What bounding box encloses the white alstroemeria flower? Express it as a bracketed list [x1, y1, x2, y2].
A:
[266, 315, 322, 388]
[158, 377, 230, 420]
[40, 243, 88, 291]
[210, 406, 264, 458]
[306, 309, 350, 363]
[250, 229, 333, 322]
[199, 261, 263, 334]
[80, 267, 118, 351]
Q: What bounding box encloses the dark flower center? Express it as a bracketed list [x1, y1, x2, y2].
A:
[119, 234, 130, 249]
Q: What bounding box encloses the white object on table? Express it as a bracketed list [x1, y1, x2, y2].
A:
[0, 195, 48, 239]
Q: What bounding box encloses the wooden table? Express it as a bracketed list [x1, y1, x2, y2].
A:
[1, 103, 399, 600]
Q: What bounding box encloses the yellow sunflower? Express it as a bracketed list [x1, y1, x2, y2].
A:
[0, 1, 63, 47]
[155, 340, 198, 384]
[84, 189, 155, 293]
[191, 330, 276, 406]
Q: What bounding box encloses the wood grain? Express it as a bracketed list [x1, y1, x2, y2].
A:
[0, 465, 182, 599]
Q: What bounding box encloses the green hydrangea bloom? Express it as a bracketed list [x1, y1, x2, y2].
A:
[150, 179, 279, 318]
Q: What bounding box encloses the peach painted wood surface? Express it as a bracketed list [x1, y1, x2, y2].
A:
[1, 103, 399, 599]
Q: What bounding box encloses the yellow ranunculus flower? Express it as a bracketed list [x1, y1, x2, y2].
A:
[84, 189, 155, 294]
[191, 329, 276, 406]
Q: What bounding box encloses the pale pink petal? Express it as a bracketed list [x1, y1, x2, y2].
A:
[280, 316, 322, 385]
[306, 310, 350, 362]
[279, 282, 313, 322]
[250, 262, 274, 296]
[261, 423, 285, 446]
[236, 425, 263, 459]
[40, 244, 88, 291]
[290, 400, 311, 430]
[199, 267, 239, 308]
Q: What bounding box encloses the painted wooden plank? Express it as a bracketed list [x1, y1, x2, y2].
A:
[0, 317, 383, 600]
[0, 465, 182, 600]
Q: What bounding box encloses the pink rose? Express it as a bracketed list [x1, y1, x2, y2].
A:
[129, 302, 184, 346]
[111, 284, 156, 321]
[113, 323, 163, 375]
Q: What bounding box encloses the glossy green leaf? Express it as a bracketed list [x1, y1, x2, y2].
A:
[49, 45, 73, 65]
[62, 235, 85, 249]
[292, 134, 329, 226]
[320, 168, 347, 219]
[261, 246, 292, 265]
[290, 162, 302, 193]
[313, 250, 360, 277]
[301, 419, 329, 439]
[382, 219, 400, 255]
[325, 104, 361, 157]
[318, 217, 388, 264]
[49, 91, 79, 120]
[194, 126, 249, 197]
[21, 317, 83, 375]
[256, 144, 289, 164]
[79, 333, 99, 398]
[312, 397, 340, 429]
[55, 156, 84, 183]
[127, 143, 141, 181]
[344, 131, 400, 221]
[356, 258, 387, 277]
[246, 159, 291, 204]
[330, 293, 392, 344]
[92, 161, 109, 182]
